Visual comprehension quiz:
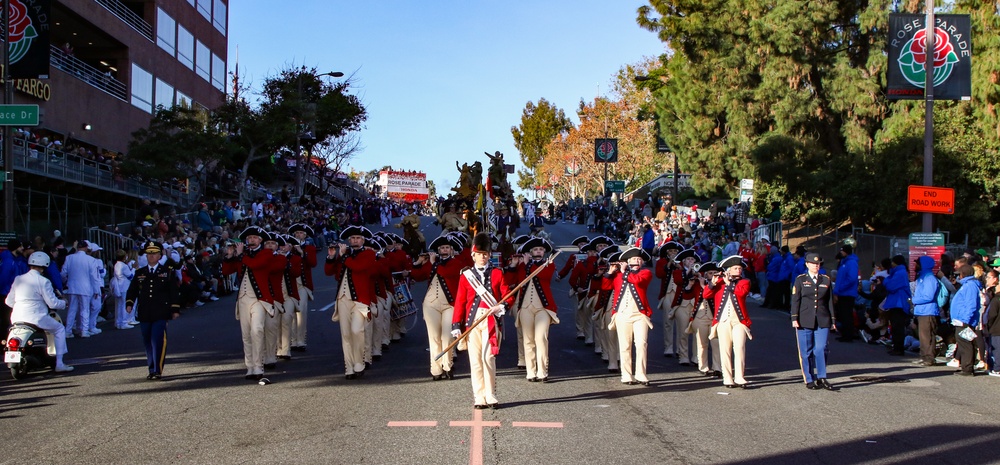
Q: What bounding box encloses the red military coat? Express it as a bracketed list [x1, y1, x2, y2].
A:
[452, 266, 510, 354]
[222, 246, 276, 304]
[610, 268, 653, 317]
[410, 256, 464, 305]
[704, 277, 752, 326]
[507, 260, 557, 311]
[324, 247, 378, 306]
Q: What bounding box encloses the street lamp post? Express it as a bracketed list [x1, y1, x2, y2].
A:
[294, 70, 344, 199]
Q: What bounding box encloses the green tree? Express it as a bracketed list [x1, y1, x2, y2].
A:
[124, 106, 228, 182]
[511, 98, 573, 191]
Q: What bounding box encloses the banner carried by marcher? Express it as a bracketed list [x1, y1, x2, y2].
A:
[887, 14, 971, 101]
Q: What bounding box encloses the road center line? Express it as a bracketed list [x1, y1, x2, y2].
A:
[511, 421, 564, 428]
[387, 421, 437, 427]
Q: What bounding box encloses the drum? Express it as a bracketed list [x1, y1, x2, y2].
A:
[390, 275, 418, 321]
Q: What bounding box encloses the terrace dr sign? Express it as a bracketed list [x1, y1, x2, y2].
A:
[907, 185, 954, 214]
[0, 104, 39, 126]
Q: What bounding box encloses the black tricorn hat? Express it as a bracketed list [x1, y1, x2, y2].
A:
[287, 223, 315, 237]
[512, 235, 530, 247]
[619, 247, 651, 263]
[428, 235, 457, 252]
[675, 248, 700, 263]
[264, 232, 285, 246]
[590, 235, 614, 247]
[284, 234, 301, 247]
[518, 237, 552, 254]
[239, 226, 268, 242]
[340, 225, 373, 241]
[599, 245, 620, 260]
[657, 241, 683, 258]
[698, 262, 719, 274]
[471, 232, 492, 254]
[719, 255, 747, 269]
[571, 235, 590, 247]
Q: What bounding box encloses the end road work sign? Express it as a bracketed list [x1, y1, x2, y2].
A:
[907, 185, 954, 214]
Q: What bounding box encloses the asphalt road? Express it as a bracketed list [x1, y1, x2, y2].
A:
[2, 217, 999, 465]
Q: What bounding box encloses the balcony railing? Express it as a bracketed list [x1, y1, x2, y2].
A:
[6, 139, 198, 207]
[93, 0, 153, 41]
[50, 45, 127, 101]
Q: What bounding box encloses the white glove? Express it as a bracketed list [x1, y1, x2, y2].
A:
[450, 329, 462, 338]
[489, 304, 506, 317]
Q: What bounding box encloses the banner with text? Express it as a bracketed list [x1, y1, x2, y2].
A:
[378, 170, 429, 202]
[887, 14, 971, 101]
[5, 0, 51, 79]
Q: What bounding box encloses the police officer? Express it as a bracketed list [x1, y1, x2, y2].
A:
[790, 252, 837, 390]
[126, 241, 181, 380]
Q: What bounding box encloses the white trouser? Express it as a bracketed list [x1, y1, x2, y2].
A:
[468, 307, 498, 405]
[114, 294, 129, 328]
[66, 294, 90, 335]
[519, 304, 552, 379]
[717, 318, 749, 385]
[422, 297, 454, 376]
[584, 295, 603, 355]
[575, 295, 592, 343]
[24, 314, 68, 360]
[659, 294, 676, 354]
[674, 299, 695, 362]
[693, 318, 721, 373]
[364, 305, 375, 363]
[373, 296, 390, 352]
[263, 299, 281, 365]
[335, 297, 369, 375]
[615, 309, 651, 383]
[292, 282, 311, 347]
[602, 303, 619, 370]
[89, 294, 102, 332]
[237, 295, 268, 375]
[278, 297, 297, 356]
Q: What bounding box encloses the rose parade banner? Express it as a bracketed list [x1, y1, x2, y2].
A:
[4, 0, 50, 79]
[887, 14, 971, 101]
[378, 170, 429, 202]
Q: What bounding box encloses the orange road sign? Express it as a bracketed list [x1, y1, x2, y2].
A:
[907, 185, 954, 214]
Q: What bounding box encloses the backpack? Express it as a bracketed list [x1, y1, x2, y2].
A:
[935, 279, 949, 308]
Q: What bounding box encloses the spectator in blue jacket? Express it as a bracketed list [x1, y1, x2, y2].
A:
[910, 255, 940, 366]
[1, 239, 29, 330]
[43, 245, 64, 294]
[834, 245, 860, 342]
[950, 264, 982, 376]
[792, 246, 807, 279]
[778, 246, 795, 310]
[882, 255, 912, 355]
[764, 248, 782, 308]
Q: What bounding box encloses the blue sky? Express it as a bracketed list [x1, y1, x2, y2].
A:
[229, 1, 665, 197]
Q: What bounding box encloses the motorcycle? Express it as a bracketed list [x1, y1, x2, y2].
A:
[4, 317, 59, 379]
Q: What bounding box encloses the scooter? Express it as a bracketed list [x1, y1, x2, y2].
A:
[3, 318, 59, 379]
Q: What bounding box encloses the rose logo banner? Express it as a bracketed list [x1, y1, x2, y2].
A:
[5, 0, 51, 79]
[887, 14, 971, 101]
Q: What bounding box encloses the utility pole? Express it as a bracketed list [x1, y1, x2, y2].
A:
[921, 2, 935, 233]
[3, 0, 14, 231]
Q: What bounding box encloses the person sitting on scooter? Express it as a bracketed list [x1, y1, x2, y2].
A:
[5, 251, 73, 372]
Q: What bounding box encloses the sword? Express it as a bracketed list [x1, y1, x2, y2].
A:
[434, 250, 561, 361]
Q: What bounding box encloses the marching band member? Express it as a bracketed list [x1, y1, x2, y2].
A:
[609, 247, 654, 386]
[288, 224, 318, 352]
[451, 233, 510, 409]
[370, 235, 394, 359]
[262, 233, 286, 370]
[655, 242, 683, 357]
[508, 237, 558, 382]
[410, 234, 464, 380]
[559, 235, 590, 341]
[596, 246, 621, 372]
[569, 238, 599, 348]
[673, 248, 702, 366]
[222, 226, 276, 381]
[276, 235, 302, 362]
[690, 262, 722, 378]
[325, 225, 377, 380]
[363, 236, 388, 363]
[385, 233, 413, 342]
[705, 255, 753, 389]
[510, 234, 531, 369]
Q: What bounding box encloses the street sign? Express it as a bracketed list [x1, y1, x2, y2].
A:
[0, 104, 39, 126]
[906, 185, 954, 214]
[604, 180, 625, 193]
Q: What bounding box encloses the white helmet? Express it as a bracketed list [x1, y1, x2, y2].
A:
[28, 251, 50, 268]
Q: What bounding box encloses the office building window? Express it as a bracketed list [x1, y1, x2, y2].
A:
[131, 63, 153, 113]
[187, 0, 195, 6]
[213, 0, 227, 35]
[156, 8, 176, 55]
[196, 41, 210, 81]
[197, 0, 211, 21]
[177, 25, 194, 69]
[155, 78, 174, 111]
[212, 54, 225, 91]
[176, 91, 192, 108]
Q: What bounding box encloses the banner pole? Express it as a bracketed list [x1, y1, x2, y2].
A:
[922, 2, 935, 233]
